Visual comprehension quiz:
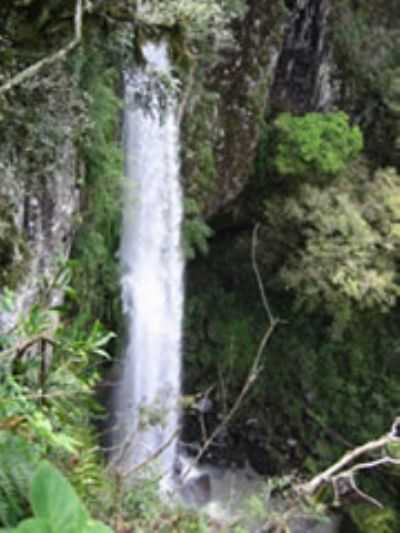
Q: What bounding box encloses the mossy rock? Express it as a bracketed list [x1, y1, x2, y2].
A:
[0, 197, 29, 290]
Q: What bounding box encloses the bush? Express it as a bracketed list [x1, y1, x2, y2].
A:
[264, 165, 400, 330]
[273, 112, 363, 178]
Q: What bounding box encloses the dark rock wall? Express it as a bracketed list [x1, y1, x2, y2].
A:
[182, 0, 286, 216]
[269, 0, 333, 113]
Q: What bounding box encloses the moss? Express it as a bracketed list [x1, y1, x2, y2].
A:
[0, 198, 29, 290]
[168, 24, 194, 75]
[182, 86, 219, 211]
[68, 40, 124, 333]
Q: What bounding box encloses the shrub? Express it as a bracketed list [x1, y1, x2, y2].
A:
[264, 165, 400, 330]
[273, 112, 363, 178]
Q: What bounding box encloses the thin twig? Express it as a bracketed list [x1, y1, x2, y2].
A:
[106, 427, 139, 471]
[252, 223, 274, 325]
[350, 456, 400, 474]
[123, 429, 179, 478]
[305, 407, 355, 449]
[182, 225, 279, 479]
[15, 334, 58, 360]
[0, 330, 57, 361]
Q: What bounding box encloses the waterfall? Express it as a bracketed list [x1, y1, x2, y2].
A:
[114, 41, 184, 476]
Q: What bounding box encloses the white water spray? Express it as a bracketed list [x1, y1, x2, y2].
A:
[114, 41, 184, 475]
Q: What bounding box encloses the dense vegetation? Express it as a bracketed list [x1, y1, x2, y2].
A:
[0, 0, 400, 531]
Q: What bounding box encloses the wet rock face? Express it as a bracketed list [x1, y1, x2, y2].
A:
[183, 0, 286, 217]
[270, 0, 333, 113]
[0, 68, 80, 333]
[180, 472, 211, 507]
[184, 0, 337, 216]
[206, 0, 286, 215]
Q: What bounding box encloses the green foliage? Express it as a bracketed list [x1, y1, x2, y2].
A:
[137, 0, 247, 45]
[254, 122, 269, 180]
[332, 1, 400, 98]
[98, 472, 208, 533]
[0, 197, 29, 290]
[272, 312, 400, 453]
[0, 280, 114, 525]
[0, 293, 210, 532]
[185, 259, 266, 413]
[331, 1, 400, 167]
[350, 505, 398, 533]
[3, 461, 112, 533]
[185, 198, 400, 493]
[0, 436, 38, 528]
[265, 164, 400, 331]
[182, 198, 213, 259]
[1, 311, 111, 448]
[183, 88, 219, 209]
[273, 112, 363, 178]
[70, 44, 123, 330]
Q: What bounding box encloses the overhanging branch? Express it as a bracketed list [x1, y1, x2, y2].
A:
[0, 0, 83, 96]
[299, 418, 400, 507]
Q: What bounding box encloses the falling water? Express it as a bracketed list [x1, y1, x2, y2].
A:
[114, 41, 184, 476]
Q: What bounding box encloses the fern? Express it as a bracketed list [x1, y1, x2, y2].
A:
[182, 198, 213, 259]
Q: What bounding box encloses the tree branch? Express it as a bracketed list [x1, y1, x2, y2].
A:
[0, 330, 57, 362]
[299, 419, 400, 504]
[123, 429, 179, 478]
[181, 224, 280, 480]
[0, 0, 83, 96]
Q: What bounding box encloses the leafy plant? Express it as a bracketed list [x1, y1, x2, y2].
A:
[136, 0, 247, 46]
[0, 435, 39, 528]
[70, 45, 123, 331]
[350, 505, 398, 533]
[273, 112, 363, 178]
[0, 277, 115, 520]
[1, 461, 112, 533]
[182, 198, 213, 259]
[264, 164, 400, 330]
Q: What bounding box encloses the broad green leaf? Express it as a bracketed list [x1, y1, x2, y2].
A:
[15, 518, 52, 533]
[31, 462, 88, 533]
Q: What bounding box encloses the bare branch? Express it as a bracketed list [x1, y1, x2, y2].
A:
[15, 333, 58, 360]
[252, 223, 275, 325]
[299, 422, 400, 498]
[181, 224, 279, 480]
[350, 456, 400, 475]
[0, 330, 57, 361]
[123, 429, 180, 478]
[0, 0, 83, 96]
